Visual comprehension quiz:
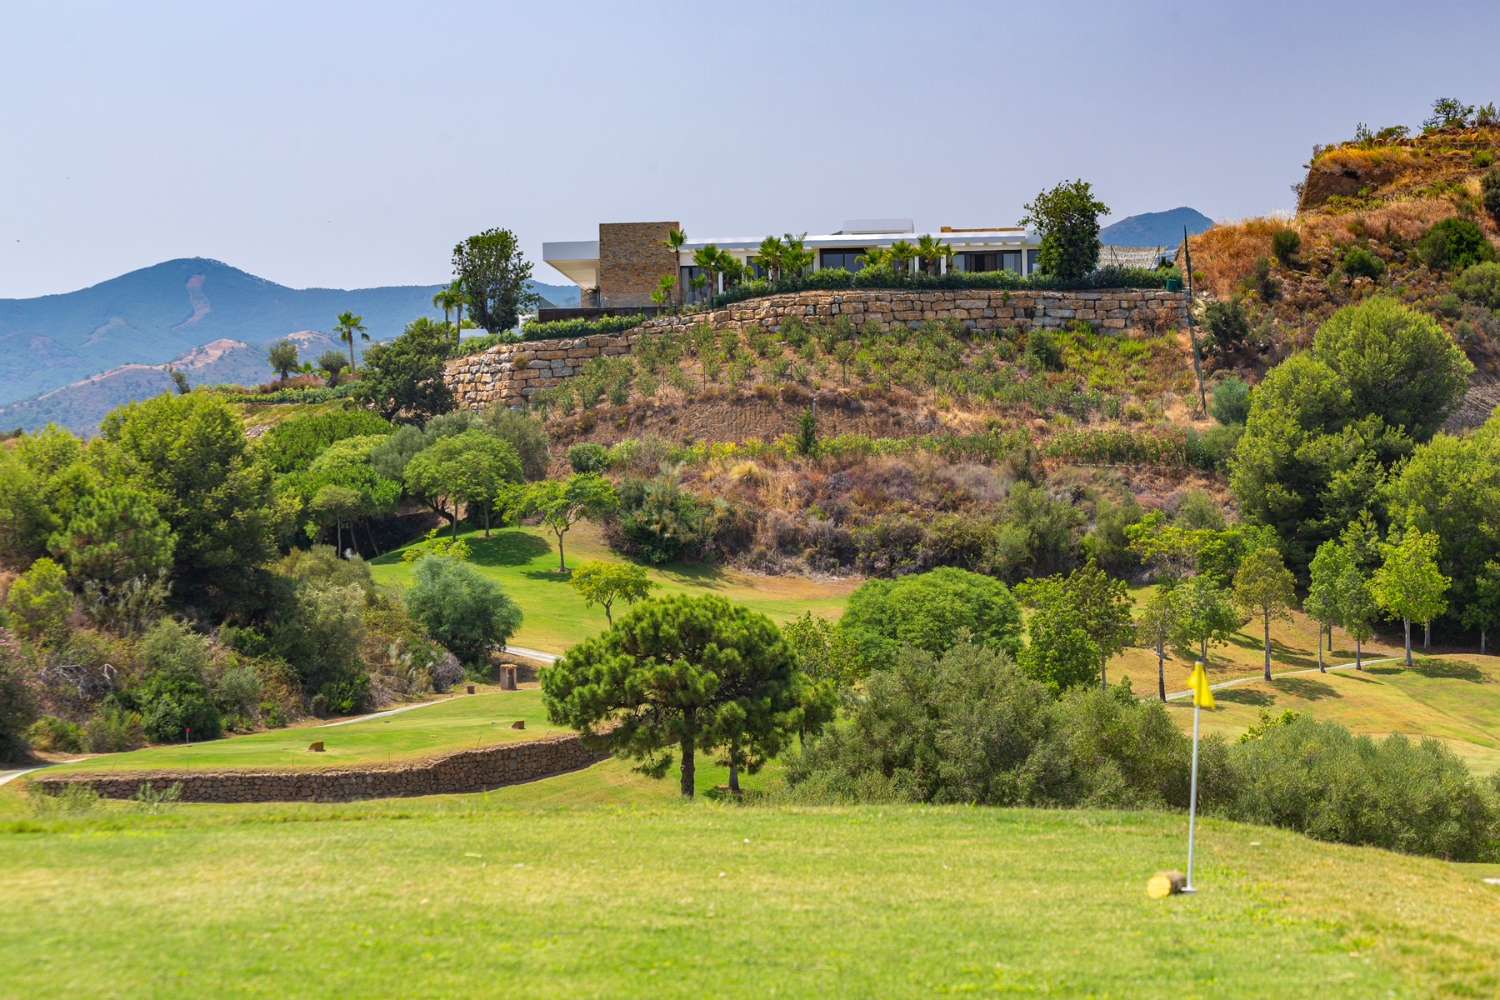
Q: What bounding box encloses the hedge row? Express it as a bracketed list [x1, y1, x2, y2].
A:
[709, 265, 1180, 308]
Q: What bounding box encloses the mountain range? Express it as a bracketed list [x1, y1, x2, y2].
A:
[0, 258, 578, 432]
[1099, 207, 1214, 247]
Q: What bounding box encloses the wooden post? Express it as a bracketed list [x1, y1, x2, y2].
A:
[1147, 870, 1188, 898]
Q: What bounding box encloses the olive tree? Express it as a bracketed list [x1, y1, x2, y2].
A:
[405, 555, 522, 667]
[520, 474, 619, 573]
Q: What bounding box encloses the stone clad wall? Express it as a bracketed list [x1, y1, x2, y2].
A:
[445, 288, 1185, 409]
[33, 732, 608, 804]
[598, 221, 680, 306]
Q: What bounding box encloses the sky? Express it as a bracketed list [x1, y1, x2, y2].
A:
[4, 0, 1499, 298]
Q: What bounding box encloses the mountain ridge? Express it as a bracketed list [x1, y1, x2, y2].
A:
[0, 257, 579, 412]
[1100, 206, 1214, 246]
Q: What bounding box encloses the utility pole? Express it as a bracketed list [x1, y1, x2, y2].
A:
[1181, 226, 1208, 415]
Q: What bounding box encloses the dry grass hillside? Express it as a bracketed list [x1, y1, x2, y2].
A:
[1185, 123, 1500, 408]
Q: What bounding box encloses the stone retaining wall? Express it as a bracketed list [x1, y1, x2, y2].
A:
[445, 288, 1186, 409]
[33, 732, 608, 804]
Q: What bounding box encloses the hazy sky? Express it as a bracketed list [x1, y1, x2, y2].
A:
[5, 0, 1498, 298]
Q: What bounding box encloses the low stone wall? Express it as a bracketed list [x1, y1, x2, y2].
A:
[445, 287, 1186, 409]
[33, 732, 609, 804]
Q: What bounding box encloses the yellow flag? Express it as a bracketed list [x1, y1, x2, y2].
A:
[1188, 661, 1216, 709]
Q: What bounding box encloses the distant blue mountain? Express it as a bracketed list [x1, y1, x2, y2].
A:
[1100, 207, 1214, 247]
[0, 258, 578, 406]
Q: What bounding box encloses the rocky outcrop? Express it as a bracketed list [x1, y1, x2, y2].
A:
[33, 732, 608, 804]
[446, 288, 1185, 409]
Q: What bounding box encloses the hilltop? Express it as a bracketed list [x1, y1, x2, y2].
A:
[0, 258, 577, 427]
[1185, 122, 1500, 418]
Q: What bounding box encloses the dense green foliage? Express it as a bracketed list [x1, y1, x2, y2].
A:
[1418, 217, 1496, 271]
[839, 567, 1022, 673]
[355, 317, 455, 421]
[99, 393, 275, 610]
[1454, 261, 1500, 308]
[521, 314, 646, 341]
[405, 555, 522, 668]
[1225, 715, 1493, 860]
[1232, 296, 1471, 570]
[452, 228, 538, 334]
[709, 264, 1175, 308]
[788, 644, 1498, 860]
[1021, 179, 1110, 280]
[255, 409, 393, 476]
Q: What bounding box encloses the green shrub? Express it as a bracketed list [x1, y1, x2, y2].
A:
[611, 477, 711, 565]
[136, 620, 223, 743]
[1419, 217, 1497, 272]
[1185, 423, 1244, 473]
[0, 652, 37, 762]
[254, 409, 392, 475]
[1202, 298, 1251, 360]
[1453, 261, 1500, 309]
[567, 442, 610, 474]
[786, 644, 1190, 809]
[518, 314, 646, 342]
[1484, 167, 1500, 224]
[1341, 244, 1386, 280]
[405, 555, 522, 667]
[1210, 376, 1252, 425]
[1220, 716, 1495, 861]
[82, 707, 146, 753]
[1023, 329, 1064, 371]
[1246, 256, 1278, 301]
[709, 265, 1177, 309]
[6, 557, 72, 645]
[26, 716, 83, 753]
[1271, 228, 1301, 266]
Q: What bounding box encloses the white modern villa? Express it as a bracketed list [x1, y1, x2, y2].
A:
[541, 219, 1044, 312]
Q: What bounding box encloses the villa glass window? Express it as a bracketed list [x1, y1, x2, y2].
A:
[820, 249, 866, 272]
[1027, 249, 1041, 274]
[680, 265, 709, 304]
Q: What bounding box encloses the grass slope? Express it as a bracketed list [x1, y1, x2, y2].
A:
[43, 688, 563, 775]
[1178, 654, 1500, 777]
[370, 522, 857, 653]
[4, 769, 1500, 997]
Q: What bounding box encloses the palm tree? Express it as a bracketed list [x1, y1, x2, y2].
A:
[856, 247, 890, 271]
[781, 233, 814, 278]
[888, 240, 918, 276]
[916, 234, 950, 275]
[433, 281, 467, 347]
[757, 235, 786, 282]
[333, 311, 368, 372]
[664, 227, 688, 305]
[692, 245, 724, 304]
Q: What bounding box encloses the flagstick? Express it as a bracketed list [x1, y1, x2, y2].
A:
[1185, 671, 1202, 894]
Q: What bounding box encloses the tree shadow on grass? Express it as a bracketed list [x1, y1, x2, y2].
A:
[466, 530, 553, 567]
[1218, 688, 1274, 706]
[1271, 677, 1341, 701]
[1393, 658, 1486, 682]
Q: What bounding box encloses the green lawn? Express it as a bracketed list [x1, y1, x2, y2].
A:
[370, 522, 857, 653]
[42, 688, 564, 775]
[4, 767, 1499, 997]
